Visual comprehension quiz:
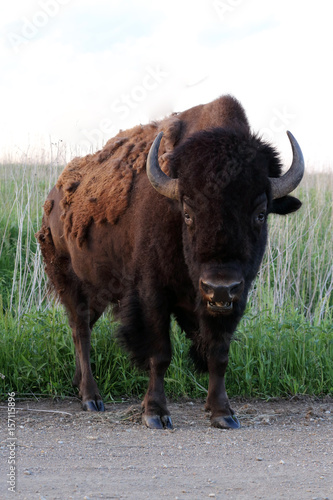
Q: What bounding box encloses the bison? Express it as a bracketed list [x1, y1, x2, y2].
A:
[36, 95, 304, 429]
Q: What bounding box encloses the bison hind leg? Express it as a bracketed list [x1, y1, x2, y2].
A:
[173, 309, 208, 372]
[189, 344, 208, 372]
[116, 292, 152, 370]
[65, 289, 105, 412]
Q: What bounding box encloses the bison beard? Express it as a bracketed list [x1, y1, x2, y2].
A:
[36, 95, 304, 429]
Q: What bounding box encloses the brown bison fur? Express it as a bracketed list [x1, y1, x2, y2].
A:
[36, 94, 302, 428]
[52, 95, 249, 246]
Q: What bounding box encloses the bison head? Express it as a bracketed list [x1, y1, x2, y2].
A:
[147, 128, 304, 318]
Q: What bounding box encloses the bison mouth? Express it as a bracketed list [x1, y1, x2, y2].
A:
[207, 300, 233, 314]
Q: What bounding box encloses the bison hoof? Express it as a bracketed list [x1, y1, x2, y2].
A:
[142, 414, 173, 430]
[82, 400, 105, 412]
[211, 415, 240, 429]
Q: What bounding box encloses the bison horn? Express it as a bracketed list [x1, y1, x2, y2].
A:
[270, 131, 305, 199]
[146, 132, 179, 200]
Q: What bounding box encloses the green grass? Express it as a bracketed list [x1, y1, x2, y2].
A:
[231, 312, 333, 397]
[0, 157, 332, 401]
[1, 308, 332, 400]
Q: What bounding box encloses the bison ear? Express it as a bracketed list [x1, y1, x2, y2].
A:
[270, 195, 302, 215]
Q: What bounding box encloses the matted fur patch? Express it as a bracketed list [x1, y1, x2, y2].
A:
[55, 119, 181, 245]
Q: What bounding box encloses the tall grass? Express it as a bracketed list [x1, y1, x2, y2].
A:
[0, 159, 62, 313]
[251, 173, 333, 323]
[0, 152, 332, 400]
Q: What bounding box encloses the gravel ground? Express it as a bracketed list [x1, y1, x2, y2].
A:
[0, 397, 332, 499]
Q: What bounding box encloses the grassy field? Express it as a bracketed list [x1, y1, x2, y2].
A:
[0, 158, 332, 402]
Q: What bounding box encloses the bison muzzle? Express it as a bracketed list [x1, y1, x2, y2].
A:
[37, 95, 304, 429]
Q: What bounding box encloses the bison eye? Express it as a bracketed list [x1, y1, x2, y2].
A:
[257, 212, 266, 223]
[253, 199, 267, 228]
[254, 211, 267, 228]
[184, 211, 193, 226]
[183, 199, 194, 227]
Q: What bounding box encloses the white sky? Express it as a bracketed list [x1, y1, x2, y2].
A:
[1, 0, 332, 169]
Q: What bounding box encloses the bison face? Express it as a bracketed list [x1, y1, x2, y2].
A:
[146, 128, 304, 317]
[180, 186, 269, 317]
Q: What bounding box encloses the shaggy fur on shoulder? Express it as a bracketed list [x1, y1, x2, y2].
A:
[54, 95, 248, 245]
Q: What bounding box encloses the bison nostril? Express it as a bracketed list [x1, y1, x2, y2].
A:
[200, 280, 214, 297]
[229, 281, 244, 298]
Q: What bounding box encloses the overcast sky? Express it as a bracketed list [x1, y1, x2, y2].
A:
[1, 0, 332, 168]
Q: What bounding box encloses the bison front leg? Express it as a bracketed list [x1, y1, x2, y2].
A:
[205, 340, 240, 429]
[141, 307, 173, 429]
[119, 291, 173, 429]
[142, 348, 173, 430]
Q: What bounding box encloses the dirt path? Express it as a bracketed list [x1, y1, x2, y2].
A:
[1, 397, 332, 499]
